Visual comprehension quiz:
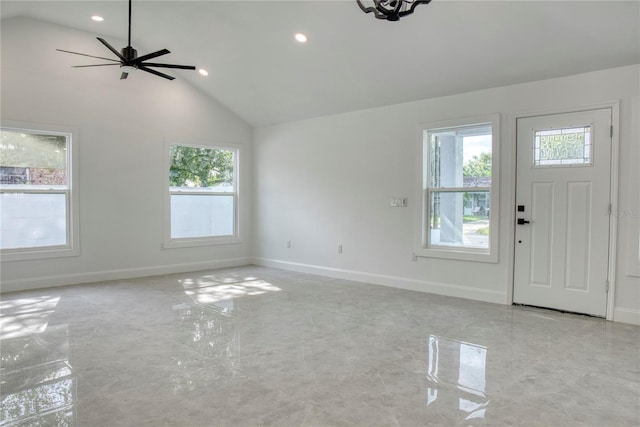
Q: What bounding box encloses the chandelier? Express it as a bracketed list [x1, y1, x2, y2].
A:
[357, 0, 432, 21]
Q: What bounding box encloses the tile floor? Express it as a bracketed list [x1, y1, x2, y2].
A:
[1, 266, 639, 426]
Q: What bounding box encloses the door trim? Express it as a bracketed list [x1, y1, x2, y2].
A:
[509, 101, 620, 320]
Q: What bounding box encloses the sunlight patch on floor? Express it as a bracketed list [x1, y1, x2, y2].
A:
[0, 296, 60, 339]
[180, 276, 281, 305]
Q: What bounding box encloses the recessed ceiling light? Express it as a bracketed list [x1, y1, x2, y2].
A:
[294, 33, 308, 43]
[198, 69, 209, 76]
[91, 15, 104, 22]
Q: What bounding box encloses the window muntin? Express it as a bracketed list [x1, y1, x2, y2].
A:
[533, 126, 592, 167]
[419, 116, 499, 262]
[0, 127, 76, 257]
[167, 144, 238, 245]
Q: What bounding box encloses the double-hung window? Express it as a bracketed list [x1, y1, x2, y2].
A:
[165, 143, 239, 247]
[418, 115, 499, 262]
[0, 123, 79, 260]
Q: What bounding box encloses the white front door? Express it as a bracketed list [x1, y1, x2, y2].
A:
[513, 108, 612, 317]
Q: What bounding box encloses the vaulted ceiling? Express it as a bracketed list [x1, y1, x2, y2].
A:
[2, 1, 639, 127]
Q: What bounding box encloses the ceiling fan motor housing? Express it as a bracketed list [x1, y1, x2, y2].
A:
[121, 46, 137, 62]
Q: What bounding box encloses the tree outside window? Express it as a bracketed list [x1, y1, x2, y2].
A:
[167, 144, 238, 244]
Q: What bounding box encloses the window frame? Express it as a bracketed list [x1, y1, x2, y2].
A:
[0, 121, 80, 261]
[416, 114, 500, 263]
[163, 140, 241, 249]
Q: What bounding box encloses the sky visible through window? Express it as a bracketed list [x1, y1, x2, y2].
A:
[463, 135, 491, 165]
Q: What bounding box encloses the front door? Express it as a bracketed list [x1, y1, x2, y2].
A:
[513, 108, 612, 317]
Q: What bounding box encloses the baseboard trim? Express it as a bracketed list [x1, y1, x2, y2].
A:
[0, 257, 252, 293]
[613, 307, 640, 325]
[252, 257, 507, 305]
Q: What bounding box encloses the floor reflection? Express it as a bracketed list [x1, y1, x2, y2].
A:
[426, 335, 490, 422]
[170, 299, 239, 395]
[168, 273, 282, 394]
[0, 324, 75, 426]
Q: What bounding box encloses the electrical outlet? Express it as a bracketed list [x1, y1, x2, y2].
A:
[338, 244, 343, 254]
[411, 251, 418, 261]
[286, 240, 291, 248]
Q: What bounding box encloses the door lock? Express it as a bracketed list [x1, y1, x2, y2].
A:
[517, 218, 530, 225]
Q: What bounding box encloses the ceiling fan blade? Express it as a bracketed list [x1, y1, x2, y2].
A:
[97, 37, 126, 61]
[56, 49, 120, 62]
[72, 63, 121, 68]
[121, 72, 129, 80]
[131, 49, 170, 64]
[139, 63, 196, 70]
[139, 66, 175, 81]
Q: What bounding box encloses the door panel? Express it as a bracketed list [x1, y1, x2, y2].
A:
[565, 181, 591, 291]
[530, 182, 553, 287]
[514, 109, 612, 317]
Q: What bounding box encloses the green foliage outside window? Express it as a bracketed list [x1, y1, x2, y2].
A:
[462, 153, 491, 216]
[169, 146, 233, 188]
[463, 152, 492, 178]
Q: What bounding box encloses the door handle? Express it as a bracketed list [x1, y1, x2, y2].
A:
[517, 218, 530, 225]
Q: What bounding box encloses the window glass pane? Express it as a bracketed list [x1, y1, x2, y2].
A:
[171, 194, 234, 238]
[428, 124, 492, 189]
[0, 193, 67, 249]
[0, 130, 68, 187]
[429, 191, 490, 249]
[533, 126, 592, 166]
[169, 146, 234, 192]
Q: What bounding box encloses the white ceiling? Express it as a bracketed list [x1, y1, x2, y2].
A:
[2, 0, 639, 127]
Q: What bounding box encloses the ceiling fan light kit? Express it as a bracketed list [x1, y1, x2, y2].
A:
[57, 0, 195, 81]
[120, 65, 137, 75]
[357, 0, 432, 21]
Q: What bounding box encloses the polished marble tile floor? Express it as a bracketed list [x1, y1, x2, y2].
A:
[1, 266, 639, 426]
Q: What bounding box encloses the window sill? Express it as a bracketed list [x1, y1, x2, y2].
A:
[163, 235, 241, 249]
[1, 245, 80, 262]
[415, 246, 498, 263]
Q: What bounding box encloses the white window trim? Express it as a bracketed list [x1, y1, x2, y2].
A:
[0, 121, 80, 261]
[415, 113, 500, 263]
[162, 139, 241, 249]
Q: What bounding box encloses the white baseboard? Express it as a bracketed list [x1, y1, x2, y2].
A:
[252, 257, 508, 305]
[613, 307, 640, 325]
[0, 257, 252, 293]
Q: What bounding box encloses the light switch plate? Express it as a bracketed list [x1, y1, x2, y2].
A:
[391, 197, 407, 207]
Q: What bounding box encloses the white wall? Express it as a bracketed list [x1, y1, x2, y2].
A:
[253, 65, 640, 324]
[1, 18, 254, 291]
[2, 17, 638, 325]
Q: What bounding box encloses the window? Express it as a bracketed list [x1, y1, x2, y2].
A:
[164, 143, 239, 248]
[0, 123, 79, 261]
[533, 126, 592, 166]
[417, 115, 499, 262]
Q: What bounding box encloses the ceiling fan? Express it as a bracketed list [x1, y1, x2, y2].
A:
[57, 0, 195, 81]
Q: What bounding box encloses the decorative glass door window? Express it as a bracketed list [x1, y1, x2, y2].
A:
[533, 126, 592, 166]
